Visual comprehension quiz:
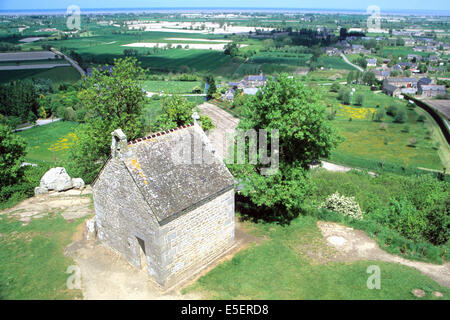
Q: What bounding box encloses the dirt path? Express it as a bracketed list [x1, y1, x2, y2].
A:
[340, 53, 364, 72]
[318, 221, 450, 288]
[199, 102, 239, 160]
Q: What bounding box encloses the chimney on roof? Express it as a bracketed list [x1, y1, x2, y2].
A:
[192, 111, 200, 126]
[111, 128, 128, 158]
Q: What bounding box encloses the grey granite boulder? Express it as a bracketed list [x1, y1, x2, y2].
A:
[40, 167, 73, 192]
[34, 186, 48, 195]
[72, 178, 85, 190]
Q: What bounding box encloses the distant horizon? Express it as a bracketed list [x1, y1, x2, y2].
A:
[1, 7, 450, 16]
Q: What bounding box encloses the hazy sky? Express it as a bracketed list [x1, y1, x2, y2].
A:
[1, 0, 449, 11]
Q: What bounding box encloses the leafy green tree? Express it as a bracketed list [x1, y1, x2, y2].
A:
[362, 71, 377, 86]
[338, 87, 351, 105]
[355, 93, 364, 106]
[394, 109, 407, 123]
[155, 95, 195, 130]
[155, 95, 214, 132]
[0, 124, 27, 189]
[229, 74, 341, 223]
[68, 57, 146, 182]
[374, 108, 385, 122]
[205, 74, 217, 100]
[224, 42, 239, 57]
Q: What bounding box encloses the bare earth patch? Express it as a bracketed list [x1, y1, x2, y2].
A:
[317, 221, 450, 288]
[0, 187, 93, 225]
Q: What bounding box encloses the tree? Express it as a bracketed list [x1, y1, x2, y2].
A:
[362, 71, 377, 86]
[394, 109, 407, 123]
[155, 95, 196, 130]
[347, 71, 354, 84]
[68, 57, 146, 182]
[224, 42, 239, 57]
[355, 93, 364, 106]
[0, 124, 27, 189]
[338, 87, 351, 105]
[263, 39, 275, 50]
[330, 82, 340, 93]
[205, 74, 217, 100]
[229, 74, 341, 223]
[374, 108, 385, 122]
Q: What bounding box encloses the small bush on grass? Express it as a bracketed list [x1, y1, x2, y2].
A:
[394, 109, 407, 123]
[387, 104, 398, 117]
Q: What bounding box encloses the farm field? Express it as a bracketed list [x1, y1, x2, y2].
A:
[0, 66, 81, 84]
[318, 56, 356, 71]
[141, 80, 202, 93]
[15, 121, 79, 163]
[321, 86, 446, 170]
[184, 213, 449, 299]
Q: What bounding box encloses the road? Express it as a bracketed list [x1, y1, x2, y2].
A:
[340, 53, 364, 72]
[51, 47, 86, 77]
[13, 118, 61, 132]
[146, 92, 205, 98]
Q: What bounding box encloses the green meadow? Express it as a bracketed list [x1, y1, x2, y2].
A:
[15, 121, 79, 164]
[184, 213, 449, 300]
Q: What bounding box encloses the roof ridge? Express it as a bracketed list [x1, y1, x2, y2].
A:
[128, 123, 194, 145]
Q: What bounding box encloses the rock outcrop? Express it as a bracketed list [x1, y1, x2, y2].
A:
[35, 167, 85, 195]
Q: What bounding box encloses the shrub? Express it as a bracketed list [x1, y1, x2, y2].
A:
[379, 123, 388, 131]
[371, 198, 427, 242]
[386, 104, 398, 117]
[320, 192, 363, 220]
[374, 108, 385, 122]
[330, 82, 340, 93]
[401, 125, 410, 133]
[337, 87, 351, 105]
[199, 114, 215, 131]
[417, 115, 426, 122]
[63, 107, 76, 121]
[355, 93, 364, 106]
[394, 109, 407, 123]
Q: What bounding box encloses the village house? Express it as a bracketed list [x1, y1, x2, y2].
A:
[223, 88, 235, 101]
[374, 69, 390, 81]
[324, 47, 339, 56]
[92, 122, 236, 288]
[366, 58, 377, 67]
[418, 84, 447, 97]
[242, 73, 268, 88]
[384, 77, 418, 89]
[407, 54, 422, 62]
[383, 83, 401, 97]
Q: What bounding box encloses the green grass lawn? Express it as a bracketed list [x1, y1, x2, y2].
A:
[141, 80, 201, 94]
[318, 56, 356, 71]
[15, 121, 79, 164]
[321, 86, 446, 170]
[0, 213, 84, 299]
[184, 215, 449, 299]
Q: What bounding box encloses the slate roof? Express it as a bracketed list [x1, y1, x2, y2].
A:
[122, 124, 234, 224]
[383, 84, 399, 94]
[418, 77, 432, 85]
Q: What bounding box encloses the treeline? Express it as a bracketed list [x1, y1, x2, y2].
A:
[0, 80, 45, 127]
[0, 79, 82, 128]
